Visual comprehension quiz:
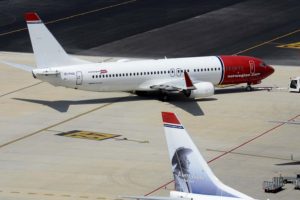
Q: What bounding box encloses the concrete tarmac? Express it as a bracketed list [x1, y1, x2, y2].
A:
[0, 52, 299, 200]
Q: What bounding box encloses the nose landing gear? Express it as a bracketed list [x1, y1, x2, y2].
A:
[245, 84, 253, 91]
[245, 81, 254, 91]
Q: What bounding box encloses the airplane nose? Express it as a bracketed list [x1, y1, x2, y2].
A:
[267, 65, 275, 76]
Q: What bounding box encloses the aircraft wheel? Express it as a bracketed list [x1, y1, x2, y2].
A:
[160, 93, 169, 102]
[246, 85, 253, 91]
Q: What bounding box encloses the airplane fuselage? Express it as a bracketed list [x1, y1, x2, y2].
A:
[33, 55, 274, 93]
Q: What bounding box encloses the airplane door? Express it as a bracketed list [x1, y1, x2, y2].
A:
[249, 60, 255, 75]
[76, 71, 83, 85]
[176, 68, 182, 77]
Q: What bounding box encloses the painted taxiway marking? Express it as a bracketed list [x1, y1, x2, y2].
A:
[0, 81, 42, 98]
[235, 29, 300, 55]
[206, 149, 300, 162]
[144, 114, 300, 196]
[57, 130, 120, 141]
[0, 0, 137, 37]
[277, 41, 300, 49]
[0, 95, 131, 149]
[0, 189, 112, 199]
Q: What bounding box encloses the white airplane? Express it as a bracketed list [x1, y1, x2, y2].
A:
[3, 12, 274, 100]
[123, 112, 255, 200]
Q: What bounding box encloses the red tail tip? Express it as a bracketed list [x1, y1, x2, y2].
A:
[162, 112, 181, 124]
[24, 12, 40, 21]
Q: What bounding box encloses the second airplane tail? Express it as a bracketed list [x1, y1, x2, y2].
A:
[24, 12, 90, 68]
[161, 112, 253, 199]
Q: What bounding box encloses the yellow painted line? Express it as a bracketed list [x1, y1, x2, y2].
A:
[27, 192, 37, 195]
[61, 194, 72, 197]
[79, 196, 89, 199]
[0, 95, 131, 149]
[0, 0, 137, 37]
[277, 41, 300, 49]
[10, 191, 20, 194]
[235, 29, 300, 55]
[44, 193, 55, 196]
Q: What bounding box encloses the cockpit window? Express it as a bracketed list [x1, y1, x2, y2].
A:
[260, 62, 267, 67]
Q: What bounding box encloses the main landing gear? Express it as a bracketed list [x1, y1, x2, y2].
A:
[160, 92, 169, 102]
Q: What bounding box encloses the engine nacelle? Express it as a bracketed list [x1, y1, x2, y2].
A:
[185, 82, 214, 99]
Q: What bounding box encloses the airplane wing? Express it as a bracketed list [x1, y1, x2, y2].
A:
[149, 72, 196, 92]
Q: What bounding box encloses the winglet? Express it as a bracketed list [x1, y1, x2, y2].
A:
[24, 12, 41, 22]
[162, 112, 181, 125]
[184, 72, 196, 90]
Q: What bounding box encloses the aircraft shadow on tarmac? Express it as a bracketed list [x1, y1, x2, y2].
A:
[13, 94, 209, 116]
[275, 161, 300, 166]
[214, 86, 270, 94]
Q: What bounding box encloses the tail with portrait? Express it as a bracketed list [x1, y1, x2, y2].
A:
[162, 112, 253, 199]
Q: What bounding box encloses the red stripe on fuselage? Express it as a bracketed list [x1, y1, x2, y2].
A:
[219, 55, 263, 85]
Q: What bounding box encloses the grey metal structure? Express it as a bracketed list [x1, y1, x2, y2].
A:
[263, 176, 284, 193]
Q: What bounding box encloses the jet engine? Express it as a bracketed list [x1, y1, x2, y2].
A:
[184, 82, 214, 98]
